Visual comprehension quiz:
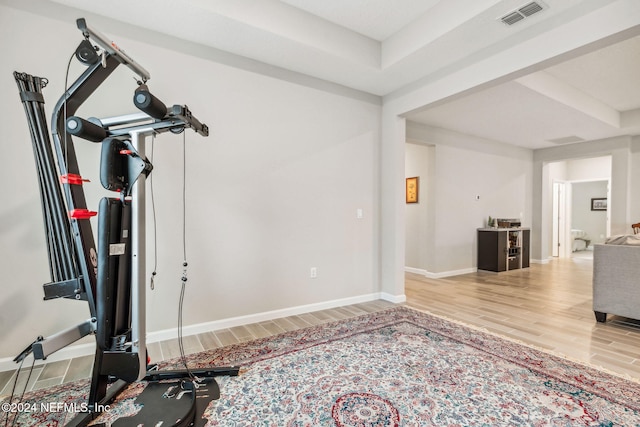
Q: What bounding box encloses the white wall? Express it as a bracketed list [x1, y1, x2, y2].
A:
[566, 157, 612, 181]
[406, 123, 532, 275]
[631, 137, 640, 220]
[572, 181, 608, 245]
[404, 142, 433, 272]
[0, 5, 381, 361]
[382, 0, 640, 293]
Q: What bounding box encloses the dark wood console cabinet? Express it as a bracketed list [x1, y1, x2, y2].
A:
[477, 228, 530, 272]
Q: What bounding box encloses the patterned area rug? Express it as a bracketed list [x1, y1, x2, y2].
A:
[3, 306, 640, 426]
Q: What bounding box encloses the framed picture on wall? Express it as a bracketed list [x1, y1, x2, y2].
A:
[591, 198, 607, 211]
[406, 177, 419, 203]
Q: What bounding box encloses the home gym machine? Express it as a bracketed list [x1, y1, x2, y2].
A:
[13, 18, 239, 426]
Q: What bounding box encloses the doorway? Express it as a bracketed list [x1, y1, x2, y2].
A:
[570, 180, 610, 259]
[552, 181, 566, 257]
[549, 156, 611, 259]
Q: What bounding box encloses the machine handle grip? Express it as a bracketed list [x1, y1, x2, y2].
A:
[66, 116, 107, 142]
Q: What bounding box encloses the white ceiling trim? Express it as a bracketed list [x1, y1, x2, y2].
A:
[185, 0, 381, 68]
[516, 72, 621, 128]
[279, 0, 441, 42]
[35, 0, 640, 148]
[381, 0, 503, 68]
[48, 0, 609, 97]
[621, 109, 640, 128]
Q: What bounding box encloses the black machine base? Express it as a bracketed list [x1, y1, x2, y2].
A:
[68, 367, 240, 427]
[107, 378, 217, 427]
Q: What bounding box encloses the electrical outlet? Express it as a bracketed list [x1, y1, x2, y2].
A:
[310, 267, 317, 278]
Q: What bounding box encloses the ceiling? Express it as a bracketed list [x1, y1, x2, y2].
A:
[39, 0, 640, 149]
[408, 33, 640, 149]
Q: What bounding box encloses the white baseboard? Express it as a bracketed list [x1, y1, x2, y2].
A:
[530, 258, 550, 264]
[0, 292, 394, 373]
[426, 267, 477, 279]
[405, 266, 477, 279]
[147, 292, 387, 343]
[380, 292, 406, 304]
[404, 267, 427, 275]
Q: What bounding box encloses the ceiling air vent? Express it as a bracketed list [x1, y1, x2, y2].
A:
[501, 11, 525, 25]
[519, 1, 544, 16]
[499, 1, 546, 26]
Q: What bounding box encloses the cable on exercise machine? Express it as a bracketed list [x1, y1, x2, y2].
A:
[149, 134, 158, 291]
[177, 130, 194, 380]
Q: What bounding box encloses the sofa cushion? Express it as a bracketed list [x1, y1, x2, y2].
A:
[605, 234, 640, 245]
[593, 243, 640, 321]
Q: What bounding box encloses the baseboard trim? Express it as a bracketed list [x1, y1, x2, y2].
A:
[530, 258, 550, 264]
[405, 266, 477, 279]
[404, 267, 427, 275]
[380, 292, 406, 304]
[425, 267, 477, 279]
[147, 293, 386, 343]
[0, 292, 392, 373]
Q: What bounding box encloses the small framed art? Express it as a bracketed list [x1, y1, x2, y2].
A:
[591, 198, 607, 211]
[406, 177, 419, 203]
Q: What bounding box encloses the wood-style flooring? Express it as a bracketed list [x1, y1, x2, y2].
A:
[2, 254, 639, 397]
[406, 255, 640, 381]
[0, 300, 396, 396]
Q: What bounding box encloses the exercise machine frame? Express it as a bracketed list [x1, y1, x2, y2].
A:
[14, 18, 238, 427]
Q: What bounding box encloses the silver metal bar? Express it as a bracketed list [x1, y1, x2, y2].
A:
[77, 18, 151, 82]
[32, 320, 95, 360]
[98, 112, 152, 128]
[108, 120, 187, 137]
[129, 130, 147, 381]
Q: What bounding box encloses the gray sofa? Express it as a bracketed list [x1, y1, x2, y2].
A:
[593, 237, 640, 322]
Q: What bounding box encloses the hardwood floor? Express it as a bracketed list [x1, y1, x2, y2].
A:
[0, 300, 396, 396]
[3, 255, 639, 397]
[405, 256, 640, 381]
